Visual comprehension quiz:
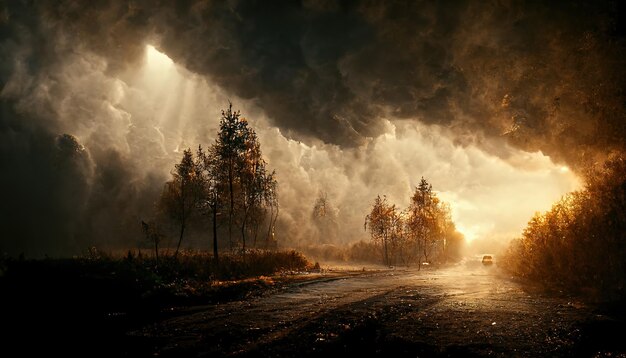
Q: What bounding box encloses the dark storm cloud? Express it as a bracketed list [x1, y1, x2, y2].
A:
[150, 0, 624, 165]
[0, 0, 624, 255]
[9, 0, 624, 158]
[151, 0, 380, 145]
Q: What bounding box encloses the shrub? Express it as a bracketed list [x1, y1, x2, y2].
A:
[502, 154, 626, 302]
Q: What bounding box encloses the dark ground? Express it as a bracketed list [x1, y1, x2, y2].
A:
[4, 263, 626, 357]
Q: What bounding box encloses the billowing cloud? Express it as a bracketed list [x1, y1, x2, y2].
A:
[0, 1, 621, 256]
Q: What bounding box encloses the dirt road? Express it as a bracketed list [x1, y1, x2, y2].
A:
[125, 264, 625, 357]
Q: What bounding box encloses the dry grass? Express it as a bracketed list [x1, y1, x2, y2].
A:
[0, 248, 312, 317]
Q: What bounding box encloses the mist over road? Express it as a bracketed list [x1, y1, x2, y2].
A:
[126, 264, 622, 357]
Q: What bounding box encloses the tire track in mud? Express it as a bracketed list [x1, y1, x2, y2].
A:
[241, 286, 443, 357]
[129, 270, 414, 356]
[125, 266, 623, 357]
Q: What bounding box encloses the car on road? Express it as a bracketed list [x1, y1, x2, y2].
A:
[481, 255, 494, 265]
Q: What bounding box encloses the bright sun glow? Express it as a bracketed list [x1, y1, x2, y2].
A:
[456, 224, 478, 243]
[146, 44, 174, 68]
[139, 44, 188, 132]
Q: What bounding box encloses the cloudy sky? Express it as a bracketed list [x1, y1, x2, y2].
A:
[1, 1, 624, 256]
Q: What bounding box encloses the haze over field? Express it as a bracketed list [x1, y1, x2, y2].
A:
[2, 1, 623, 256]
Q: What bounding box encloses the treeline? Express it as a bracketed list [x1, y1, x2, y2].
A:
[502, 154, 626, 301]
[364, 178, 463, 267]
[145, 104, 279, 264]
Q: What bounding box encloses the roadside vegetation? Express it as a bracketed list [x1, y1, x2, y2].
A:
[0, 249, 311, 316]
[501, 154, 626, 302]
[0, 248, 311, 357]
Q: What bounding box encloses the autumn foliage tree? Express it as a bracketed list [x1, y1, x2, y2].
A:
[502, 154, 626, 300]
[365, 195, 397, 266]
[365, 178, 461, 267]
[159, 104, 278, 260]
[405, 178, 457, 269]
[406, 179, 435, 267]
[212, 104, 278, 252]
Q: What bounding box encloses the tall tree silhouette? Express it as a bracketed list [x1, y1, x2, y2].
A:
[214, 103, 250, 249]
[160, 149, 203, 257]
[159, 104, 278, 258]
[211, 103, 278, 252]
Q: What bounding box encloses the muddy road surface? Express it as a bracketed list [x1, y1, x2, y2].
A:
[122, 264, 625, 357]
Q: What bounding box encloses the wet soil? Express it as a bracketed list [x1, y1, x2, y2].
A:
[121, 265, 626, 357]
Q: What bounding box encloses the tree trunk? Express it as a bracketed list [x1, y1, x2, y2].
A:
[253, 217, 259, 248]
[266, 205, 274, 247]
[228, 158, 234, 250]
[268, 207, 279, 249]
[241, 209, 247, 258]
[212, 202, 219, 265]
[417, 236, 422, 271]
[242, 201, 249, 253]
[383, 230, 390, 267]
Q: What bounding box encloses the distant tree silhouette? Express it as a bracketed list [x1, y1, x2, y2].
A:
[312, 191, 338, 244]
[210, 104, 277, 252]
[213, 104, 249, 249]
[159, 149, 203, 258]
